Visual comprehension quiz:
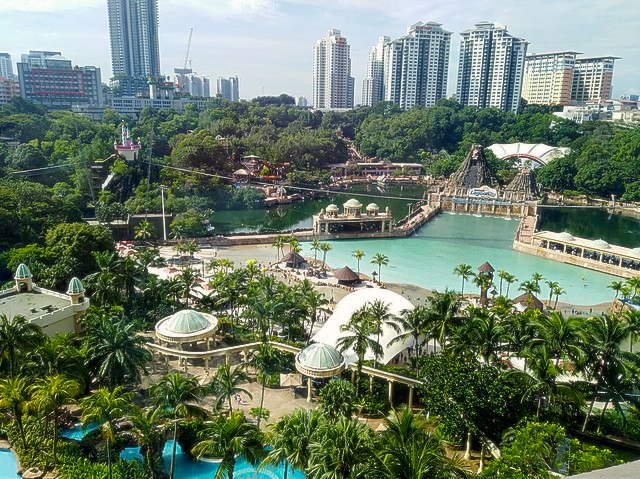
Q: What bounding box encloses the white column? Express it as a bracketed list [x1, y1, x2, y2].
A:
[307, 377, 313, 402]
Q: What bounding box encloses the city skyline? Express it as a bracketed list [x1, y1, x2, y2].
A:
[0, 0, 636, 102]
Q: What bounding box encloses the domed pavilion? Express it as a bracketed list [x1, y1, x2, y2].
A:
[295, 342, 345, 401]
[155, 309, 218, 349]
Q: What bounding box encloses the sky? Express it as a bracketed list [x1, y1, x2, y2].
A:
[0, 0, 637, 102]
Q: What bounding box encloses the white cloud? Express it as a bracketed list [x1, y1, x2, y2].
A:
[0, 0, 97, 12]
[166, 0, 282, 20]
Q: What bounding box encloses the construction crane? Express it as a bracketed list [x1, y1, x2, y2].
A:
[182, 28, 193, 71]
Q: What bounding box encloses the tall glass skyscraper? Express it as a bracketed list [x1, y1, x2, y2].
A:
[107, 0, 161, 95]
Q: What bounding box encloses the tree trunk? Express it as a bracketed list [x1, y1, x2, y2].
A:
[461, 279, 465, 297]
[478, 444, 485, 473]
[15, 411, 27, 452]
[170, 421, 178, 479]
[53, 410, 58, 467]
[582, 395, 598, 432]
[597, 399, 610, 434]
[107, 438, 113, 479]
[464, 431, 472, 460]
[536, 396, 542, 418]
[257, 377, 266, 430]
[284, 463, 288, 479]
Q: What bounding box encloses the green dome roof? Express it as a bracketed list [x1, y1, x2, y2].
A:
[163, 310, 212, 334]
[14, 264, 32, 280]
[297, 343, 344, 371]
[67, 277, 85, 294]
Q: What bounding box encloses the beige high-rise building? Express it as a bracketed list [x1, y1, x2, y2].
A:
[572, 56, 619, 102]
[313, 29, 354, 109]
[523, 52, 579, 106]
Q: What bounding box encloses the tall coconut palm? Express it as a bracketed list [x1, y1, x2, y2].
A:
[81, 386, 133, 479]
[426, 290, 461, 352]
[211, 363, 252, 413]
[389, 306, 431, 359]
[192, 411, 264, 479]
[177, 267, 199, 306]
[371, 408, 469, 479]
[0, 314, 44, 378]
[352, 249, 365, 276]
[262, 409, 325, 479]
[300, 286, 329, 342]
[150, 372, 208, 479]
[504, 272, 518, 297]
[497, 269, 510, 296]
[552, 285, 565, 309]
[26, 334, 88, 389]
[366, 299, 398, 366]
[518, 280, 541, 298]
[451, 307, 506, 365]
[531, 272, 545, 290]
[134, 219, 156, 242]
[319, 242, 333, 270]
[129, 406, 165, 479]
[453, 264, 474, 297]
[533, 312, 586, 367]
[0, 375, 31, 450]
[30, 374, 81, 467]
[337, 307, 382, 397]
[608, 280, 625, 299]
[545, 281, 560, 307]
[310, 239, 321, 264]
[623, 309, 640, 353]
[371, 252, 389, 283]
[308, 416, 373, 479]
[272, 235, 285, 262]
[83, 311, 150, 387]
[474, 272, 494, 307]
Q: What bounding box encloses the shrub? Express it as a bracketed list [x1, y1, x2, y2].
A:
[319, 379, 356, 419]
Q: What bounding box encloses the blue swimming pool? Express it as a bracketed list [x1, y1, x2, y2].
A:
[0, 449, 20, 478]
[61, 422, 100, 440]
[121, 440, 305, 478]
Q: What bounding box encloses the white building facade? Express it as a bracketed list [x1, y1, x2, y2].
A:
[456, 21, 528, 113]
[312, 29, 355, 109]
[523, 52, 579, 106]
[362, 36, 389, 107]
[0, 53, 14, 80]
[382, 22, 451, 109]
[217, 76, 239, 102]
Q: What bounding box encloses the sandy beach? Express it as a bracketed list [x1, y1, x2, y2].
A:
[158, 243, 612, 314]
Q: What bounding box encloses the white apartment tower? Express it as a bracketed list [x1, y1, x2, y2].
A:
[456, 22, 528, 113]
[108, 0, 160, 77]
[523, 52, 579, 106]
[0, 53, 14, 80]
[313, 29, 355, 109]
[362, 36, 389, 107]
[382, 22, 451, 110]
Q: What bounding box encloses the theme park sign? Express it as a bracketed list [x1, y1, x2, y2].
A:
[469, 186, 498, 198]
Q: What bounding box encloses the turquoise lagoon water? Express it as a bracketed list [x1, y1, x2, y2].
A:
[60, 422, 100, 440]
[0, 449, 20, 478]
[121, 441, 305, 479]
[301, 212, 619, 306]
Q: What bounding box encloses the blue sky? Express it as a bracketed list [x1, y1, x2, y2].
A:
[0, 0, 637, 102]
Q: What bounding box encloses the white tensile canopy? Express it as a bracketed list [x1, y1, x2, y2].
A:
[311, 288, 414, 365]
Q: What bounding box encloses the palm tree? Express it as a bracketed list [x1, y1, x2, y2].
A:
[0, 314, 44, 377]
[300, 285, 329, 342]
[0, 376, 31, 450]
[192, 411, 264, 479]
[134, 219, 156, 242]
[178, 267, 199, 306]
[352, 249, 365, 276]
[319, 242, 333, 270]
[426, 290, 461, 352]
[212, 363, 252, 413]
[623, 309, 640, 353]
[452, 307, 506, 365]
[531, 272, 545, 290]
[545, 281, 560, 307]
[308, 416, 373, 479]
[150, 372, 208, 479]
[30, 375, 81, 467]
[626, 277, 640, 301]
[533, 311, 586, 368]
[504, 272, 518, 297]
[389, 306, 430, 359]
[81, 386, 133, 479]
[371, 408, 469, 479]
[519, 280, 541, 297]
[26, 334, 88, 389]
[311, 239, 321, 264]
[83, 311, 150, 387]
[474, 272, 494, 307]
[337, 307, 382, 396]
[552, 285, 565, 309]
[497, 269, 510, 296]
[262, 409, 325, 479]
[371, 252, 389, 283]
[129, 406, 165, 479]
[453, 264, 474, 297]
[366, 299, 398, 366]
[272, 235, 285, 262]
[608, 280, 625, 299]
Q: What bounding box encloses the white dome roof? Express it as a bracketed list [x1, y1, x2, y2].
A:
[630, 247, 640, 258]
[343, 198, 363, 208]
[155, 309, 218, 341]
[366, 203, 380, 211]
[326, 204, 339, 212]
[312, 289, 414, 365]
[556, 232, 575, 242]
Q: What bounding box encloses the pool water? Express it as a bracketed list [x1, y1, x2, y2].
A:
[121, 441, 305, 478]
[61, 422, 100, 440]
[0, 449, 20, 478]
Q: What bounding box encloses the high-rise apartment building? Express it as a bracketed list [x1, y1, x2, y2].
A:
[175, 72, 210, 98]
[382, 22, 451, 109]
[312, 29, 354, 109]
[17, 51, 102, 109]
[107, 0, 161, 95]
[0, 53, 14, 80]
[0, 77, 20, 105]
[297, 96, 309, 107]
[456, 21, 528, 113]
[572, 56, 618, 102]
[362, 36, 389, 107]
[522, 52, 579, 106]
[217, 76, 239, 102]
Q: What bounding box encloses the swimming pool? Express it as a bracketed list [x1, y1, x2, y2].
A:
[0, 449, 20, 479]
[121, 441, 305, 478]
[60, 422, 100, 440]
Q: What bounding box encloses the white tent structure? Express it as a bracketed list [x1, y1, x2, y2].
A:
[311, 289, 414, 365]
[487, 142, 570, 168]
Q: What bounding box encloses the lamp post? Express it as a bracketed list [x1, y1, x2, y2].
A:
[160, 185, 167, 240]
